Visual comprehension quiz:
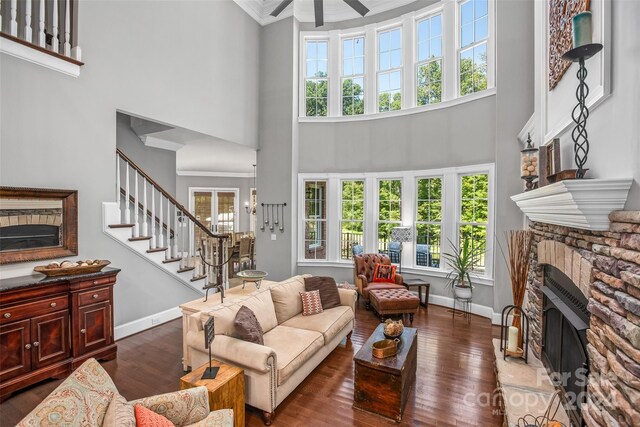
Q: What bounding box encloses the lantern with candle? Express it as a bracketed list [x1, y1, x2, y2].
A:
[500, 305, 530, 362]
[520, 133, 539, 191]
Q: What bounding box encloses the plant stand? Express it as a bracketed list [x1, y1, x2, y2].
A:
[452, 295, 472, 324]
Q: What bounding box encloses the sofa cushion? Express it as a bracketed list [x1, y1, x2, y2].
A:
[103, 393, 135, 427]
[239, 289, 278, 333]
[16, 358, 117, 427]
[281, 306, 353, 343]
[269, 276, 305, 324]
[234, 305, 264, 345]
[262, 325, 324, 386]
[304, 276, 341, 310]
[208, 303, 242, 337]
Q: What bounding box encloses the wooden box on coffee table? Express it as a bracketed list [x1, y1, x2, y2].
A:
[353, 323, 417, 422]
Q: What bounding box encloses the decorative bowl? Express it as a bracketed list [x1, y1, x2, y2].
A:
[34, 260, 111, 277]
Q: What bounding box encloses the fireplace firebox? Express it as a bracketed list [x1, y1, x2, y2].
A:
[542, 265, 589, 427]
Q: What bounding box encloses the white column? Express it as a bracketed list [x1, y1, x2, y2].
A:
[25, 0, 33, 42]
[150, 188, 156, 248]
[328, 30, 341, 117]
[402, 15, 414, 110]
[158, 194, 164, 248]
[133, 170, 139, 237]
[38, 0, 45, 47]
[10, 0, 17, 36]
[63, 0, 71, 56]
[141, 177, 148, 237]
[124, 164, 131, 223]
[51, 0, 59, 53]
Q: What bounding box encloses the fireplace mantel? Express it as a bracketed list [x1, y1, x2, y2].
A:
[511, 178, 632, 230]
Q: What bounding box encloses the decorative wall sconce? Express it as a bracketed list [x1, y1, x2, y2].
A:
[260, 203, 287, 232]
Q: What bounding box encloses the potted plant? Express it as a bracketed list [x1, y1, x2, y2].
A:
[442, 237, 485, 299]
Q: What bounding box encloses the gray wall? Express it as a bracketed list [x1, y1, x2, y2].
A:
[255, 17, 298, 281]
[0, 0, 261, 327]
[116, 113, 177, 196]
[176, 175, 254, 233]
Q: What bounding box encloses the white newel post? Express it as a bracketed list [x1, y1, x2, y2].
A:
[25, 0, 33, 42]
[10, 0, 17, 36]
[51, 0, 59, 53]
[124, 163, 131, 224]
[63, 0, 71, 56]
[158, 194, 164, 248]
[133, 170, 139, 237]
[142, 177, 148, 237]
[38, 0, 45, 47]
[150, 188, 156, 248]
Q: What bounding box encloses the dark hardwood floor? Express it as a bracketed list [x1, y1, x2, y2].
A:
[0, 303, 503, 426]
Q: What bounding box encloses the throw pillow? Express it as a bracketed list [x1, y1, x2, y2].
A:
[300, 290, 324, 316]
[103, 393, 135, 427]
[372, 263, 397, 283]
[234, 305, 264, 345]
[304, 276, 341, 310]
[134, 404, 175, 427]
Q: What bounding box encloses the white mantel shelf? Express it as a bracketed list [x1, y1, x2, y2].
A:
[511, 179, 633, 231]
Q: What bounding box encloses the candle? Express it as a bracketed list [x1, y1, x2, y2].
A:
[507, 326, 518, 352]
[572, 11, 592, 48]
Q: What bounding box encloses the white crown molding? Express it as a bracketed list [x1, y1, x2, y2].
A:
[0, 37, 80, 77]
[511, 179, 633, 231]
[140, 135, 185, 152]
[176, 171, 255, 178]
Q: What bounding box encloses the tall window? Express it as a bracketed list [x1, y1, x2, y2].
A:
[342, 37, 365, 116]
[416, 14, 443, 105]
[377, 179, 402, 253]
[377, 28, 402, 112]
[306, 40, 329, 117]
[415, 177, 442, 268]
[304, 181, 327, 259]
[459, 174, 488, 271]
[340, 180, 365, 260]
[459, 0, 488, 96]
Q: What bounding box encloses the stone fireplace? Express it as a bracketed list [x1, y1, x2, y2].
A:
[525, 212, 640, 427]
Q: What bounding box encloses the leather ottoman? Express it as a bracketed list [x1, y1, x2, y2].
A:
[369, 288, 420, 325]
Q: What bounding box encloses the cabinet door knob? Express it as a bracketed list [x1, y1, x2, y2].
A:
[81, 329, 86, 334]
[50, 302, 57, 308]
[93, 280, 99, 285]
[33, 342, 39, 347]
[92, 294, 99, 299]
[3, 313, 10, 318]
[25, 344, 32, 350]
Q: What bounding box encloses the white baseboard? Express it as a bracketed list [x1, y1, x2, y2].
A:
[426, 293, 503, 325]
[114, 306, 181, 341]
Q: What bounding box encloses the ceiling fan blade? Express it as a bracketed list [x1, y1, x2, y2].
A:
[343, 0, 370, 17]
[314, 0, 324, 27]
[270, 0, 293, 17]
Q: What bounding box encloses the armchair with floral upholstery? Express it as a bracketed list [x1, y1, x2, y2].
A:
[17, 358, 233, 427]
[353, 253, 406, 305]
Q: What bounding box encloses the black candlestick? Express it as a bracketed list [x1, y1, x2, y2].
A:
[562, 43, 603, 179]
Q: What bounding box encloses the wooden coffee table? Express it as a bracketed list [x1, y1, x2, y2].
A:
[353, 323, 418, 422]
[180, 360, 245, 427]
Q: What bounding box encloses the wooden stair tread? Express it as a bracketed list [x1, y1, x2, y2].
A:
[109, 224, 135, 228]
[190, 275, 207, 282]
[177, 267, 195, 273]
[147, 247, 168, 253]
[162, 257, 182, 264]
[129, 236, 152, 241]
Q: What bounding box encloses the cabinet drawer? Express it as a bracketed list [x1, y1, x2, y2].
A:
[0, 295, 69, 325]
[78, 288, 110, 306]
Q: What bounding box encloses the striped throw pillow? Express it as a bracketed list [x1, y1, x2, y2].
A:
[300, 290, 324, 316]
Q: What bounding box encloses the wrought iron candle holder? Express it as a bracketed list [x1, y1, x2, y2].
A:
[500, 305, 530, 363]
[562, 43, 603, 179]
[260, 203, 287, 232]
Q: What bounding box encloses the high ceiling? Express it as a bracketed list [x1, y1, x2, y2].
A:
[235, 0, 416, 26]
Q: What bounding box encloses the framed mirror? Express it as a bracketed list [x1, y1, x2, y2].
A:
[0, 187, 78, 264]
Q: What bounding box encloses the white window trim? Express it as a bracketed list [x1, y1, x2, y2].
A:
[340, 34, 367, 116]
[298, 0, 494, 120]
[414, 175, 444, 268]
[297, 164, 496, 285]
[376, 27, 404, 113]
[300, 37, 331, 118]
[415, 11, 445, 106]
[339, 179, 366, 260]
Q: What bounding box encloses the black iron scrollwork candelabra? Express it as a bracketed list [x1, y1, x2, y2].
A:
[562, 43, 603, 179]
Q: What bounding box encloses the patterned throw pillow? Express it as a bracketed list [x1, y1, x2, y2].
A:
[300, 290, 324, 316]
[134, 404, 175, 427]
[103, 393, 135, 427]
[372, 263, 397, 283]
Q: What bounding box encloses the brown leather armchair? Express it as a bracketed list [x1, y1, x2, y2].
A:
[353, 253, 406, 304]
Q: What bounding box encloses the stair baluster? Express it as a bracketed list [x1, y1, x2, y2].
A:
[24, 0, 32, 42]
[142, 177, 148, 237]
[165, 197, 170, 259]
[172, 204, 178, 259]
[63, 0, 71, 56]
[158, 193, 164, 248]
[38, 0, 46, 47]
[150, 186, 156, 248]
[9, 0, 17, 37]
[133, 170, 139, 237]
[51, 0, 59, 53]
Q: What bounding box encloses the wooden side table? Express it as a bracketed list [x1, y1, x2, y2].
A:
[404, 279, 430, 311]
[180, 361, 245, 427]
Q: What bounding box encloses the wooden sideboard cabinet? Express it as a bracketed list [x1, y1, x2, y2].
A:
[0, 267, 120, 401]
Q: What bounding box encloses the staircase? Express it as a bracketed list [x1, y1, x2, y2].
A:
[103, 149, 229, 295]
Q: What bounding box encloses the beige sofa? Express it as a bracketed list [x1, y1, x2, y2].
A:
[185, 275, 357, 425]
